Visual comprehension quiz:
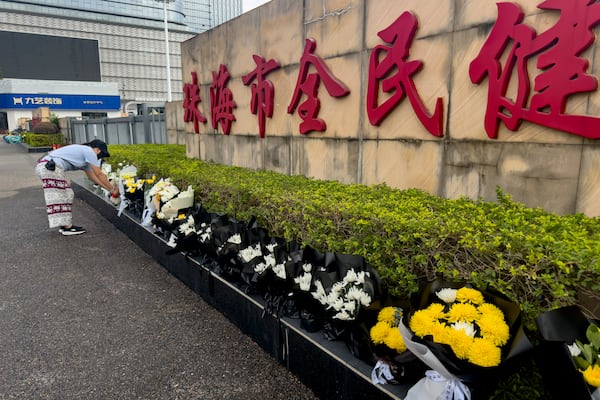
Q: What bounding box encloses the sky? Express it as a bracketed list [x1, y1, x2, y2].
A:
[242, 0, 270, 12]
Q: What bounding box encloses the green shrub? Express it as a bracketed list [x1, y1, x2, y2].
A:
[23, 132, 65, 147]
[106, 144, 600, 332]
[107, 144, 579, 399]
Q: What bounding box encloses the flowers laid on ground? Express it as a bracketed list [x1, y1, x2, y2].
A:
[312, 268, 373, 321]
[408, 286, 510, 367]
[569, 322, 600, 388]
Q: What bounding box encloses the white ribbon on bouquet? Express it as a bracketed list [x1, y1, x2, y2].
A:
[399, 320, 471, 400]
[371, 360, 395, 385]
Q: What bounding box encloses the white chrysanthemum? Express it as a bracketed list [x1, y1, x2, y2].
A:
[178, 217, 196, 236]
[343, 269, 358, 284]
[199, 230, 212, 243]
[452, 321, 476, 337]
[345, 286, 365, 301]
[343, 300, 356, 314]
[331, 281, 345, 294]
[272, 264, 286, 280]
[302, 263, 313, 273]
[568, 343, 582, 357]
[326, 289, 340, 305]
[263, 253, 276, 268]
[254, 262, 268, 274]
[356, 271, 369, 284]
[358, 291, 371, 307]
[265, 243, 277, 253]
[294, 272, 312, 291]
[329, 297, 345, 312]
[436, 288, 458, 304]
[334, 311, 352, 321]
[227, 234, 242, 244]
[312, 281, 327, 304]
[239, 244, 262, 263]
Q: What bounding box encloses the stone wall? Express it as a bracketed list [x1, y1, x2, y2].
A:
[167, 0, 600, 217]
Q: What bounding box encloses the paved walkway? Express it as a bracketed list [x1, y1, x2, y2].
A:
[0, 139, 319, 400]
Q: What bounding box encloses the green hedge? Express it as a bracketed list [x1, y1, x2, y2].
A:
[106, 144, 600, 331]
[22, 132, 65, 147]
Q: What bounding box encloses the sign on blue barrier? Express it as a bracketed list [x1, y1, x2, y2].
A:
[0, 93, 120, 110]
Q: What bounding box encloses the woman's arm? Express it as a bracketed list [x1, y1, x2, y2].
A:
[85, 164, 119, 195]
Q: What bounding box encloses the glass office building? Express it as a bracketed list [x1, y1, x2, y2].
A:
[0, 0, 242, 117]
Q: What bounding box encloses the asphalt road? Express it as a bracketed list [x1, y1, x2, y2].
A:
[0, 139, 319, 400]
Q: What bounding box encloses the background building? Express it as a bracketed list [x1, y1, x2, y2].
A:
[0, 0, 242, 131]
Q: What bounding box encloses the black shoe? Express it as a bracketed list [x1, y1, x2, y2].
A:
[60, 225, 86, 236]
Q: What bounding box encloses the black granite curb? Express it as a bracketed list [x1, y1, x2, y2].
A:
[72, 178, 409, 400]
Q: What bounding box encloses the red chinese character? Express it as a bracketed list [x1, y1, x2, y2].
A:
[366, 11, 444, 137]
[287, 38, 350, 135]
[242, 54, 281, 138]
[210, 64, 237, 135]
[182, 71, 207, 134]
[470, 1, 600, 139]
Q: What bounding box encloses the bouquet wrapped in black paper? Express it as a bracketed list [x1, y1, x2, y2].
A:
[399, 279, 532, 399]
[286, 244, 327, 332]
[310, 252, 383, 342]
[369, 306, 425, 385]
[122, 175, 156, 220]
[536, 305, 600, 400]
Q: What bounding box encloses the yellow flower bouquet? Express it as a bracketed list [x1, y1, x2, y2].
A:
[399, 279, 531, 399]
[370, 306, 427, 385]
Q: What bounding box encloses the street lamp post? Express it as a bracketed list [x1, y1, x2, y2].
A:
[161, 0, 173, 102]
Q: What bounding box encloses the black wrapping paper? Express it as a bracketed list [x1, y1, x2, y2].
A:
[535, 306, 597, 400]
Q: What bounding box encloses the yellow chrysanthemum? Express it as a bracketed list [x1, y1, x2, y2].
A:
[467, 338, 502, 367]
[446, 303, 479, 323]
[377, 307, 397, 325]
[447, 329, 474, 360]
[370, 321, 392, 344]
[455, 287, 485, 304]
[383, 327, 407, 353]
[422, 303, 446, 320]
[478, 314, 510, 346]
[582, 364, 600, 387]
[410, 310, 439, 338]
[431, 324, 454, 345]
[477, 303, 505, 320]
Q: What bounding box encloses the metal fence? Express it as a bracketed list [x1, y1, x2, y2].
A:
[65, 113, 167, 145]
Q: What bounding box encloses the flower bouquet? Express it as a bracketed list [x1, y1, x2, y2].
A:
[122, 175, 156, 220]
[286, 244, 327, 332]
[536, 305, 600, 400]
[310, 253, 383, 342]
[212, 217, 248, 282]
[399, 279, 532, 399]
[370, 306, 426, 385]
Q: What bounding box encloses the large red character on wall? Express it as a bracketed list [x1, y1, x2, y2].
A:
[288, 38, 350, 135]
[182, 71, 207, 134]
[210, 64, 237, 135]
[242, 54, 281, 138]
[366, 11, 444, 137]
[470, 0, 600, 139]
